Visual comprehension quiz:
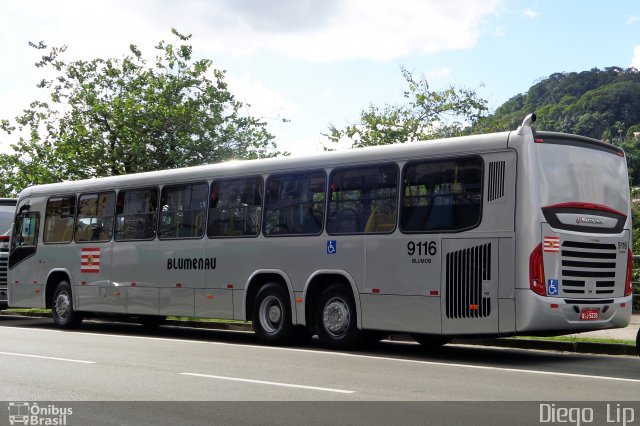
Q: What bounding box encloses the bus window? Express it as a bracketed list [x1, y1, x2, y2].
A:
[75, 192, 115, 242]
[401, 157, 483, 232]
[43, 196, 76, 244]
[264, 171, 325, 236]
[114, 188, 158, 241]
[159, 183, 208, 239]
[327, 164, 398, 234]
[208, 176, 262, 238]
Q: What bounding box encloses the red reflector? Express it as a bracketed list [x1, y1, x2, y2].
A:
[620, 303, 626, 308]
[429, 290, 439, 296]
[81, 282, 87, 285]
[535, 138, 544, 143]
[14, 281, 19, 284]
[469, 304, 478, 310]
[32, 281, 37, 285]
[176, 283, 182, 288]
[227, 284, 234, 289]
[372, 288, 380, 293]
[550, 304, 559, 309]
[624, 249, 633, 296]
[295, 298, 303, 303]
[206, 294, 213, 299]
[0, 235, 9, 242]
[529, 243, 546, 296]
[131, 282, 136, 287]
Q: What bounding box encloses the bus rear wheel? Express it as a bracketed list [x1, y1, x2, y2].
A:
[252, 283, 293, 345]
[52, 281, 83, 328]
[316, 284, 359, 349]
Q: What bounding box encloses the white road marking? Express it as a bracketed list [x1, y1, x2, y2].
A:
[0, 351, 96, 364]
[3, 325, 640, 384]
[179, 372, 355, 394]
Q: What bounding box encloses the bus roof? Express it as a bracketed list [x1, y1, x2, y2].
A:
[20, 130, 513, 197]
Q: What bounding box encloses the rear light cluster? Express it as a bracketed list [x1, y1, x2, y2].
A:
[529, 243, 546, 296]
[0, 235, 9, 242]
[625, 249, 633, 297]
[531, 244, 633, 297]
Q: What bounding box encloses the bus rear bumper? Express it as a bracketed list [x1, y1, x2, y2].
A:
[515, 289, 632, 334]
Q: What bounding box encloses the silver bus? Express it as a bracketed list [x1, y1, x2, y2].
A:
[7, 114, 633, 348]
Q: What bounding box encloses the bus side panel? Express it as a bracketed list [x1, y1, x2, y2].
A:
[159, 288, 194, 316]
[360, 295, 441, 334]
[362, 235, 442, 333]
[195, 289, 234, 318]
[8, 283, 43, 308]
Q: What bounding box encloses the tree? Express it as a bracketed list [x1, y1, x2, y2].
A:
[0, 29, 283, 196]
[323, 67, 488, 149]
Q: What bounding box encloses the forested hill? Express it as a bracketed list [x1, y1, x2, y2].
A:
[474, 67, 640, 141]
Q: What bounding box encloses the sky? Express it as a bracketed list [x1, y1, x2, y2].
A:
[0, 0, 639, 156]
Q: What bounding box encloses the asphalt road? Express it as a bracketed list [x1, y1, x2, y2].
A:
[1, 315, 639, 425]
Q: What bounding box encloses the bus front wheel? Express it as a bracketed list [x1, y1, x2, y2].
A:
[252, 283, 293, 345]
[316, 284, 359, 348]
[52, 281, 83, 328]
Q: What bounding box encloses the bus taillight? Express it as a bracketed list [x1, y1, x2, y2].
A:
[625, 249, 633, 297]
[529, 243, 546, 296]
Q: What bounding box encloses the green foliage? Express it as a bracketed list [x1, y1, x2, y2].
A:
[0, 29, 283, 196]
[475, 67, 640, 137]
[323, 67, 488, 149]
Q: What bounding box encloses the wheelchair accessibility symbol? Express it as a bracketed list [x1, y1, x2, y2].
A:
[546, 279, 558, 296]
[327, 240, 337, 254]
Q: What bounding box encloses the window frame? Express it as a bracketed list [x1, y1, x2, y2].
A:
[114, 187, 159, 242]
[207, 175, 264, 239]
[262, 170, 327, 237]
[400, 155, 484, 234]
[75, 191, 116, 243]
[158, 181, 209, 241]
[43, 195, 77, 245]
[327, 162, 399, 235]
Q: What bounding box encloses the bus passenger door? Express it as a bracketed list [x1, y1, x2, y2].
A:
[440, 238, 499, 334]
[8, 204, 43, 307]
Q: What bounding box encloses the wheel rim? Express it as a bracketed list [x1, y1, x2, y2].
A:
[322, 297, 351, 337]
[259, 295, 283, 334]
[54, 291, 71, 320]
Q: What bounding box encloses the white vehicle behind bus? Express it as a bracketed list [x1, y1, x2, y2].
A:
[7, 114, 633, 348]
[0, 198, 17, 309]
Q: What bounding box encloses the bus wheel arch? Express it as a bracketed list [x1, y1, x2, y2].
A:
[305, 272, 361, 335]
[251, 282, 293, 344]
[46, 273, 83, 328]
[45, 270, 72, 309]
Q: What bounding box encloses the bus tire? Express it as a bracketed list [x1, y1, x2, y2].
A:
[412, 334, 450, 348]
[252, 283, 293, 345]
[316, 284, 359, 348]
[52, 281, 83, 328]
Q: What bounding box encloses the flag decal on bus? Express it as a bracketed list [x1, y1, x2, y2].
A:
[543, 236, 560, 253]
[81, 247, 101, 273]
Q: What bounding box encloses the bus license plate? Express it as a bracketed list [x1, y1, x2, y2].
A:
[580, 308, 600, 321]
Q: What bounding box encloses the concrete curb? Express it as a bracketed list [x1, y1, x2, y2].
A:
[2, 311, 638, 356]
